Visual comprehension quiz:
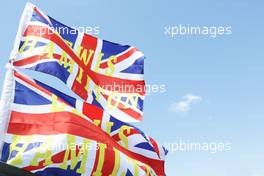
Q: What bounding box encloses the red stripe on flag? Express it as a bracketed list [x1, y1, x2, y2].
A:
[150, 137, 161, 159]
[13, 53, 49, 66]
[82, 102, 104, 122]
[8, 111, 164, 175]
[71, 34, 98, 100]
[14, 72, 73, 108]
[13, 53, 68, 67]
[14, 71, 52, 97]
[99, 47, 138, 69]
[81, 33, 98, 68]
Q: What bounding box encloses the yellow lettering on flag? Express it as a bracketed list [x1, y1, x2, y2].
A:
[126, 157, 139, 176]
[107, 93, 121, 110]
[76, 67, 84, 84]
[77, 46, 95, 66]
[58, 51, 74, 73]
[92, 143, 107, 176]
[84, 75, 91, 92]
[105, 56, 117, 76]
[111, 148, 125, 176]
[94, 52, 104, 73]
[51, 94, 65, 112]
[119, 125, 131, 149]
[8, 135, 32, 165]
[59, 135, 90, 174]
[43, 41, 55, 58]
[124, 94, 139, 110]
[30, 136, 53, 166]
[19, 36, 38, 53]
[106, 122, 114, 135]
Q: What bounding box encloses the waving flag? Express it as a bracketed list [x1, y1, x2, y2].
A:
[30, 72, 168, 162]
[0, 69, 165, 175]
[12, 3, 145, 122]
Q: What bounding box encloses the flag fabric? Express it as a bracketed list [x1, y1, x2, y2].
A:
[35, 81, 167, 160]
[11, 3, 145, 122]
[0, 69, 165, 175]
[19, 69, 167, 163]
[0, 3, 168, 175]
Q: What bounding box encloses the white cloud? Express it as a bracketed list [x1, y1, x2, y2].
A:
[169, 94, 202, 113]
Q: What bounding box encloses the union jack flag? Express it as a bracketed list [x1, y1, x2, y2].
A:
[0, 3, 168, 175]
[12, 3, 145, 122]
[32, 72, 168, 162]
[0, 69, 165, 175]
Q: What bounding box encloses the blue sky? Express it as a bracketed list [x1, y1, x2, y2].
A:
[0, 0, 264, 175]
